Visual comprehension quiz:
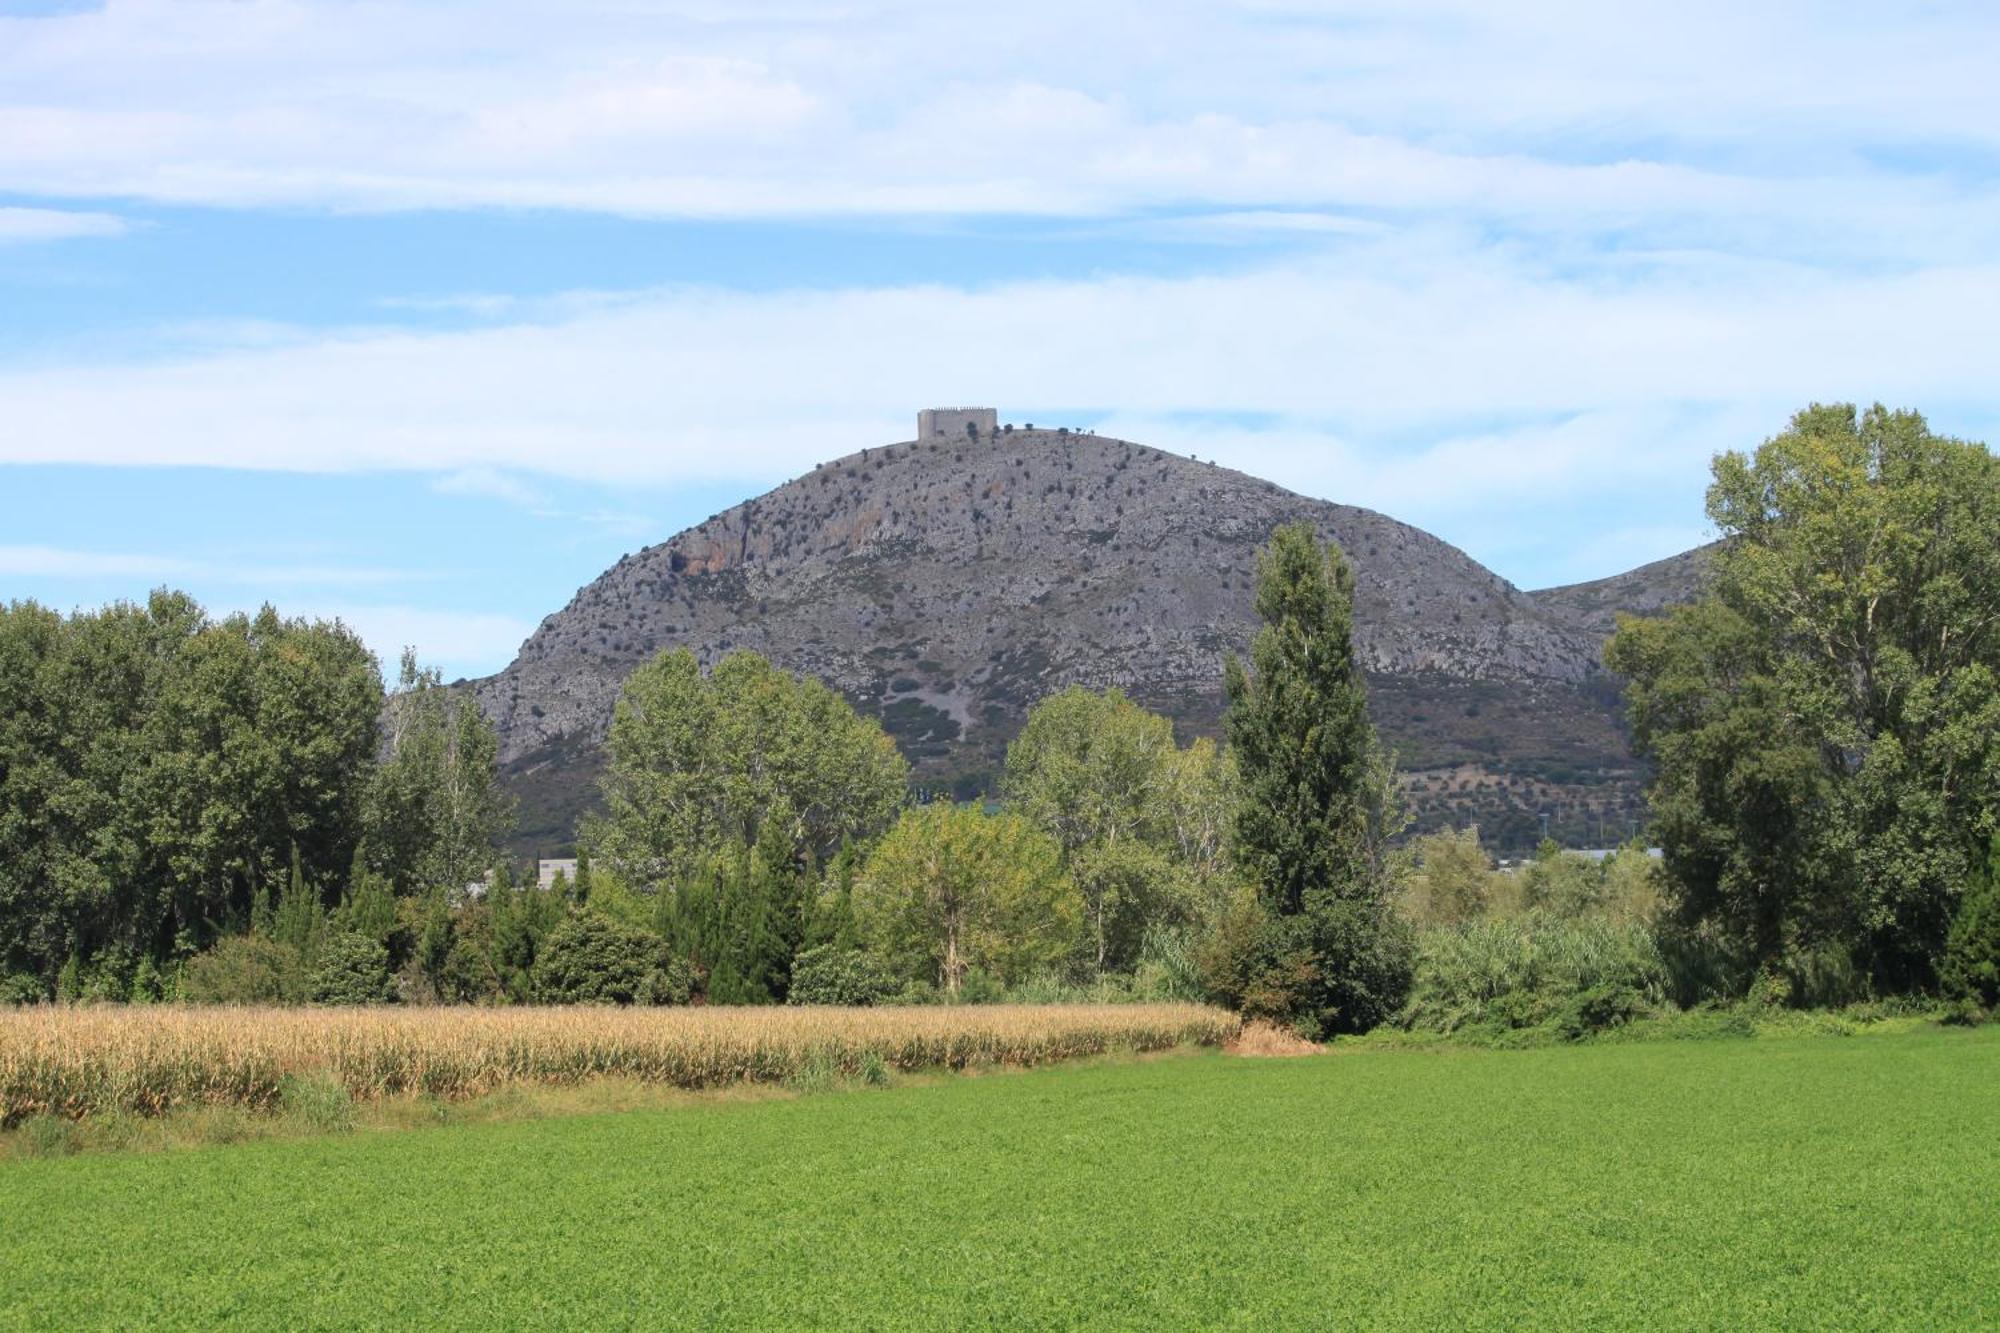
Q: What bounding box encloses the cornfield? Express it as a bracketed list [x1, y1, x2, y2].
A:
[0, 1003, 1240, 1125]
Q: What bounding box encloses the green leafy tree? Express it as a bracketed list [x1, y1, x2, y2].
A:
[1222, 522, 1412, 1035]
[309, 932, 396, 1005]
[366, 650, 513, 897]
[438, 900, 501, 1003]
[273, 849, 327, 959]
[335, 854, 399, 947]
[1398, 826, 1496, 927]
[1941, 836, 2000, 1014]
[785, 944, 895, 1006]
[179, 935, 307, 1005]
[1067, 840, 1185, 974]
[806, 842, 865, 953]
[531, 915, 694, 1005]
[1005, 687, 1233, 971]
[588, 649, 909, 890]
[0, 592, 380, 985]
[1608, 405, 2000, 989]
[1521, 840, 1608, 918]
[853, 804, 1080, 994]
[1005, 686, 1176, 859]
[487, 864, 566, 1002]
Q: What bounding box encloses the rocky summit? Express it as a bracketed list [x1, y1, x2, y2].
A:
[472, 426, 1707, 855]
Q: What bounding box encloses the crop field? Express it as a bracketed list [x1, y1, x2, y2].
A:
[0, 1003, 1236, 1123]
[3, 1026, 1995, 1329]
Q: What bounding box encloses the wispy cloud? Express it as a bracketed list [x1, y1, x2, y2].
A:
[1, 230, 1992, 583]
[0, 544, 426, 587]
[0, 205, 129, 243]
[432, 467, 541, 506]
[0, 1, 1994, 262]
[430, 467, 651, 538]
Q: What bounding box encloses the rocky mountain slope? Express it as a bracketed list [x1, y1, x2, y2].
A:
[1532, 545, 1714, 640]
[474, 428, 1706, 854]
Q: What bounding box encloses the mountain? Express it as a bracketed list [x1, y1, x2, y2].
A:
[473, 425, 1704, 855]
[1531, 545, 1715, 640]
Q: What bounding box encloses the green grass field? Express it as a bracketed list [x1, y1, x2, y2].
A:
[4, 1028, 1996, 1329]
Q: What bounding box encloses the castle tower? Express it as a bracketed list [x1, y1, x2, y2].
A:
[918, 407, 998, 442]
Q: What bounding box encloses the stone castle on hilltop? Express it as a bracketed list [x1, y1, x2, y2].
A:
[918, 407, 998, 441]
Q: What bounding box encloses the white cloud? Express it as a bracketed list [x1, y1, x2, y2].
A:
[0, 230, 1993, 586]
[4, 1, 1998, 588]
[0, 544, 423, 587]
[0, 205, 129, 243]
[432, 467, 540, 506]
[0, 544, 186, 578]
[0, 1, 1993, 259]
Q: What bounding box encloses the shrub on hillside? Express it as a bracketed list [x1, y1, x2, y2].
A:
[308, 932, 396, 1005]
[787, 945, 895, 1006]
[179, 935, 307, 1005]
[1402, 913, 1668, 1037]
[531, 915, 695, 1006]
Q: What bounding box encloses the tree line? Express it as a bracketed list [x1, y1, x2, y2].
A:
[0, 600, 508, 1004]
[5, 401, 1999, 1029]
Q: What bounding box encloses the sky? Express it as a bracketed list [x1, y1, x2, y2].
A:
[3, 1, 1997, 680]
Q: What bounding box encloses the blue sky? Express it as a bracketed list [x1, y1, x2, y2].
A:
[3, 2, 1998, 679]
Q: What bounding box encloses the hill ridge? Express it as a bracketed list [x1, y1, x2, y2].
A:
[474, 428, 1704, 853]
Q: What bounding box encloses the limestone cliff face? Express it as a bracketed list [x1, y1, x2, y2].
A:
[473, 430, 1702, 853]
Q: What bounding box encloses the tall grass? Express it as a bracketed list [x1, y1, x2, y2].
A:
[1401, 913, 1670, 1036]
[0, 1003, 1238, 1125]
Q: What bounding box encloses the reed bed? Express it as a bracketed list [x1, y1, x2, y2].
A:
[0, 1003, 1239, 1124]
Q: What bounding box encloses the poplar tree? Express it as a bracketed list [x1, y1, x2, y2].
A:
[1221, 522, 1412, 1035]
[1609, 404, 2000, 990]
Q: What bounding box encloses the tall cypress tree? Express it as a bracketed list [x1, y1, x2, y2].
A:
[1223, 522, 1412, 1035]
[1225, 522, 1380, 914]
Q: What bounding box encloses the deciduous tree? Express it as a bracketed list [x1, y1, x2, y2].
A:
[852, 804, 1079, 994]
[589, 649, 908, 889]
[1608, 404, 2000, 988]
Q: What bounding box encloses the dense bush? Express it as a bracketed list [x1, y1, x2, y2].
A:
[308, 933, 396, 1005]
[178, 936, 307, 1005]
[787, 945, 895, 1006]
[1200, 891, 1415, 1037]
[1, 973, 46, 1005]
[531, 915, 695, 1006]
[1941, 840, 2000, 1016]
[1401, 913, 1669, 1038]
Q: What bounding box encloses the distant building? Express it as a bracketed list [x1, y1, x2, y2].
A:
[918, 407, 998, 442]
[537, 857, 578, 890]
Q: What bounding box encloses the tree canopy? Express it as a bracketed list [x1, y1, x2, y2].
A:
[1004, 686, 1236, 971]
[366, 651, 513, 898]
[1608, 404, 2000, 989]
[1225, 522, 1398, 915]
[1219, 522, 1412, 1035]
[588, 649, 909, 889]
[852, 803, 1079, 994]
[0, 593, 382, 986]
